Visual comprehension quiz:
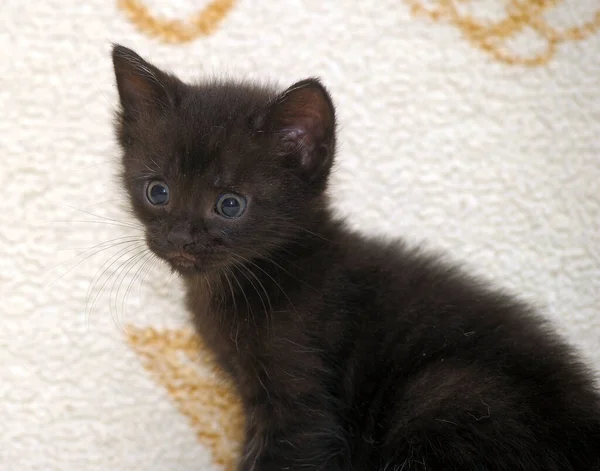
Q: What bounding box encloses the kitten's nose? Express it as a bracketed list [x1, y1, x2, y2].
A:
[167, 230, 194, 251]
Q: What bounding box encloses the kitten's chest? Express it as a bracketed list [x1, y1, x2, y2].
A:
[185, 285, 240, 372]
[185, 279, 267, 370]
[185, 276, 314, 399]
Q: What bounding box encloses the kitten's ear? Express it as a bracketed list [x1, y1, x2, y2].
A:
[112, 44, 175, 117]
[266, 79, 336, 180]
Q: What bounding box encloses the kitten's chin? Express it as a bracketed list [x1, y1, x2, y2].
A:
[169, 259, 197, 273]
[163, 252, 202, 276]
[164, 252, 224, 276]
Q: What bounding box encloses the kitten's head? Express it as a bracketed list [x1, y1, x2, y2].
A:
[112, 45, 336, 275]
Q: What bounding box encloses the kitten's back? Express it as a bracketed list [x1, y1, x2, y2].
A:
[330, 230, 600, 470]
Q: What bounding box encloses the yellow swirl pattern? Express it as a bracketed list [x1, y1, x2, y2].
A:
[406, 0, 600, 66]
[117, 0, 237, 43]
[126, 326, 244, 471]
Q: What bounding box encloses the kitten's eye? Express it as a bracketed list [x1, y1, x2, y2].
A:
[146, 181, 170, 205]
[215, 193, 247, 219]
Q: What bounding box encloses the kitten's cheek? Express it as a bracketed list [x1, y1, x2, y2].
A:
[145, 235, 165, 258]
[144, 233, 155, 251]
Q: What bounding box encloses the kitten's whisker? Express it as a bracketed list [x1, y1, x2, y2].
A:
[125, 251, 156, 311]
[230, 258, 272, 339]
[107, 249, 150, 331]
[233, 252, 297, 317]
[46, 236, 144, 286]
[231, 253, 294, 336]
[85, 243, 146, 326]
[121, 251, 156, 327]
[221, 269, 240, 349]
[285, 223, 339, 244]
[246, 247, 321, 294]
[204, 273, 214, 299]
[220, 271, 235, 312]
[122, 173, 160, 183]
[146, 154, 161, 173]
[53, 234, 142, 260]
[50, 219, 144, 231]
[226, 265, 255, 335]
[57, 203, 145, 230]
[111, 249, 146, 318]
[201, 274, 211, 299]
[252, 363, 271, 402]
[49, 229, 142, 257]
[279, 337, 324, 354]
[109, 250, 146, 330]
[231, 258, 271, 314]
[116, 250, 154, 325]
[136, 255, 161, 304]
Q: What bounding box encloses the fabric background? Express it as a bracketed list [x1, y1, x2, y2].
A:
[1, 1, 599, 470]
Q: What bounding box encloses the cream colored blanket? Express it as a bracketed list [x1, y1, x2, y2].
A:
[1, 1, 599, 470]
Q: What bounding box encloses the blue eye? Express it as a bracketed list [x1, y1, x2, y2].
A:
[215, 193, 247, 218]
[146, 181, 169, 205]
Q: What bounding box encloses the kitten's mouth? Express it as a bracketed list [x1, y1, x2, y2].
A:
[166, 251, 197, 269]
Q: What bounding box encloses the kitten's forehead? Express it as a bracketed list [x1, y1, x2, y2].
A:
[144, 84, 274, 188]
[183, 81, 275, 128]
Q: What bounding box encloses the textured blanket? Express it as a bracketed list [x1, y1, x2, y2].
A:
[1, 1, 599, 470]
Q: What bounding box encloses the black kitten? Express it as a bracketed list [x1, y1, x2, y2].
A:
[112, 44, 600, 471]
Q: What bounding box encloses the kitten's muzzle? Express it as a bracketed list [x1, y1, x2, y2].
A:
[167, 229, 194, 251]
[166, 251, 197, 268]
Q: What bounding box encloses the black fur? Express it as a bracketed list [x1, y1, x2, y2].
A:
[112, 44, 600, 470]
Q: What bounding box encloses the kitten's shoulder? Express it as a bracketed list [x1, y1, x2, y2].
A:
[334, 224, 475, 287]
[330, 222, 536, 322]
